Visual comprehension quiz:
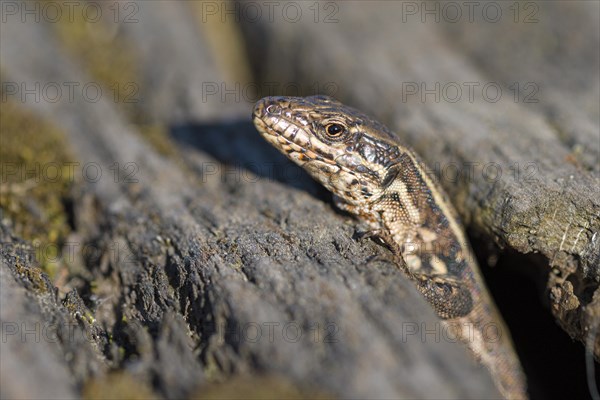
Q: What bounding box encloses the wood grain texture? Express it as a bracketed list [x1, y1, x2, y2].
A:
[1, 2, 501, 398]
[2, 1, 598, 398]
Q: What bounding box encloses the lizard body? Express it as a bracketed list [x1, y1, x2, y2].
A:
[253, 95, 527, 399]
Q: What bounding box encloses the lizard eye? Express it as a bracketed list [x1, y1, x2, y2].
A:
[324, 123, 347, 139]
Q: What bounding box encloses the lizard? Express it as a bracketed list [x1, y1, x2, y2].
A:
[252, 95, 527, 399]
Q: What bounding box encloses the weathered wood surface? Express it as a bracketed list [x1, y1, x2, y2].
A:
[239, 1, 600, 358]
[2, 1, 600, 399]
[0, 2, 510, 399]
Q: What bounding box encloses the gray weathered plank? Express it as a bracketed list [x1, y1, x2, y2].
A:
[0, 4, 501, 399]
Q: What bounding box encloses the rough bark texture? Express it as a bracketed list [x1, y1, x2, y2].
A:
[1, 1, 598, 399]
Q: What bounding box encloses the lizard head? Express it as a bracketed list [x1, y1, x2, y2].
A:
[253, 95, 403, 206]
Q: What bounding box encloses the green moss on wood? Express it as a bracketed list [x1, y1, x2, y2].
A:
[0, 99, 77, 277]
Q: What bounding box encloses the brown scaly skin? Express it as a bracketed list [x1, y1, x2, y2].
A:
[253, 95, 527, 399]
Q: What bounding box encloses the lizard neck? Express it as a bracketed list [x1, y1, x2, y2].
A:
[371, 151, 470, 278]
